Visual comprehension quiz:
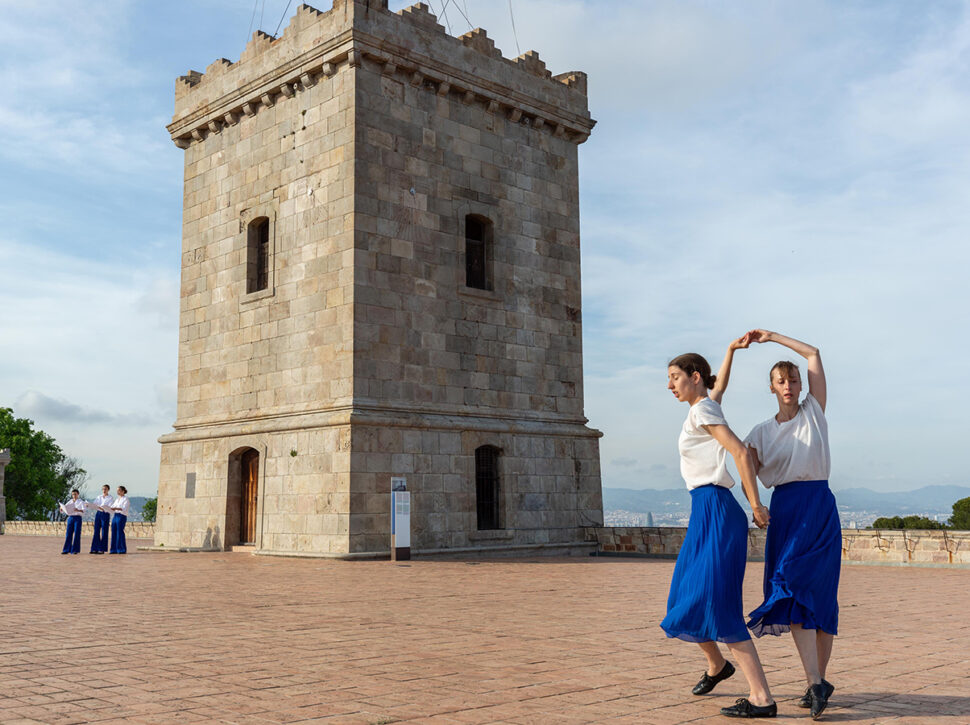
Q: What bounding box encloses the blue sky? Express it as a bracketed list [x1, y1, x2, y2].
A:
[2, 0, 969, 497]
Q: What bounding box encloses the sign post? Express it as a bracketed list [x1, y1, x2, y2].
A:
[390, 477, 410, 561]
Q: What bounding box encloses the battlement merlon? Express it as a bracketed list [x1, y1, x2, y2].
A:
[167, 0, 595, 149]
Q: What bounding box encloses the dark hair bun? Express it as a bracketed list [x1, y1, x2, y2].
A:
[668, 353, 715, 389]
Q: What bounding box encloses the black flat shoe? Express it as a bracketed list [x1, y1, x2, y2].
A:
[693, 660, 736, 695]
[798, 679, 834, 709]
[720, 698, 777, 718]
[809, 683, 830, 720]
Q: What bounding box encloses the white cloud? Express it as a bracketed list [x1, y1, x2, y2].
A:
[0, 238, 177, 495]
[0, 240, 178, 388]
[848, 9, 970, 154]
[15, 391, 159, 427]
[0, 106, 171, 179]
[0, 1, 172, 177]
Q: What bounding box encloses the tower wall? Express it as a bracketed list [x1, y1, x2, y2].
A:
[346, 6, 600, 552]
[157, 4, 359, 553]
[157, 0, 602, 556]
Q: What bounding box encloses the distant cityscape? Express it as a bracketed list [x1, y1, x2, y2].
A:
[603, 509, 952, 529]
[602, 485, 969, 529]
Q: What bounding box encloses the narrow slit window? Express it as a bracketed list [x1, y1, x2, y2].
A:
[465, 215, 493, 290]
[475, 445, 501, 530]
[247, 217, 270, 293]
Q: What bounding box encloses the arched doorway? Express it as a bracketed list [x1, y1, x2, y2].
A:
[227, 447, 260, 546]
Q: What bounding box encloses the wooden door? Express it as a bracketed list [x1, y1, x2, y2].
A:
[241, 450, 259, 544]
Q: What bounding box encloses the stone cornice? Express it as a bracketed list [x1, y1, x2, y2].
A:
[167, 31, 355, 147]
[356, 34, 595, 141]
[159, 403, 602, 444]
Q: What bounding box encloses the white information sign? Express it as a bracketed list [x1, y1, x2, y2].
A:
[391, 491, 411, 548]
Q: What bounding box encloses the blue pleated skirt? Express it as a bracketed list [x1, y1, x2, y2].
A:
[747, 480, 841, 637]
[661, 484, 751, 643]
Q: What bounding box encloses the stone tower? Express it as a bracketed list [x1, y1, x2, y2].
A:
[155, 0, 602, 556]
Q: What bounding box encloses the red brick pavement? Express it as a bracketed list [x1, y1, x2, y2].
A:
[1, 535, 968, 724]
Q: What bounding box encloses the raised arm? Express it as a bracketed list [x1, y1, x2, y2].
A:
[705, 423, 770, 528]
[709, 333, 752, 404]
[748, 329, 826, 411]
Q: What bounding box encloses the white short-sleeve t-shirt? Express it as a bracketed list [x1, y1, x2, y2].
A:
[744, 393, 830, 488]
[678, 397, 736, 490]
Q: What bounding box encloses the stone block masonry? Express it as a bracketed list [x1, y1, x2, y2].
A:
[157, 0, 602, 557]
[584, 527, 970, 566]
[4, 520, 156, 539]
[586, 526, 766, 560]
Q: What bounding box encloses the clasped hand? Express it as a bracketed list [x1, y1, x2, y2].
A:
[729, 329, 773, 351]
[752, 505, 770, 529]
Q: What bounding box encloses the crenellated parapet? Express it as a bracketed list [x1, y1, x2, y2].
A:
[168, 0, 594, 149]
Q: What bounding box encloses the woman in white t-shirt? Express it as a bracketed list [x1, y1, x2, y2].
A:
[109, 485, 131, 555]
[660, 347, 777, 719]
[738, 330, 840, 720]
[89, 484, 113, 554]
[60, 489, 86, 555]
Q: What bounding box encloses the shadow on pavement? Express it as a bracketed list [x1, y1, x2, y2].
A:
[826, 693, 970, 720]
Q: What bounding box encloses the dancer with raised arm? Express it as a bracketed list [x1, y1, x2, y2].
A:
[661, 345, 777, 719]
[742, 330, 839, 720]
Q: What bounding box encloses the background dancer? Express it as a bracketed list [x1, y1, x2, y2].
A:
[59, 489, 85, 555]
[89, 484, 113, 555]
[109, 485, 131, 555]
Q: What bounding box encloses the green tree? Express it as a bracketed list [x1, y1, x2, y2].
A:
[141, 497, 158, 523]
[901, 515, 946, 530]
[949, 497, 970, 530]
[0, 408, 87, 521]
[871, 515, 946, 530]
[871, 516, 904, 529]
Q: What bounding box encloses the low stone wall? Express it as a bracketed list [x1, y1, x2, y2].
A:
[841, 529, 970, 565]
[584, 527, 970, 566]
[2, 520, 155, 539]
[585, 527, 767, 559]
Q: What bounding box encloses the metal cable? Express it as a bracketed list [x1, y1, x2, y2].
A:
[246, 0, 259, 41]
[508, 0, 521, 55]
[273, 0, 294, 37]
[449, 0, 474, 31]
[440, 0, 453, 34]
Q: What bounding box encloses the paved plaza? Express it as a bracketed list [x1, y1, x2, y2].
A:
[1, 536, 968, 724]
